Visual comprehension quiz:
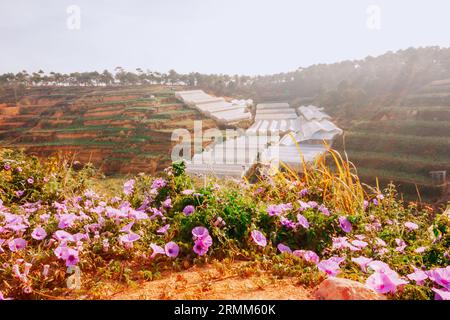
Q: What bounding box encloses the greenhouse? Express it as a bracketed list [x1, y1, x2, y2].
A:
[175, 91, 343, 177]
[175, 90, 252, 124]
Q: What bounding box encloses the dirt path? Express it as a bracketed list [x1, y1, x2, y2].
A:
[110, 262, 314, 300]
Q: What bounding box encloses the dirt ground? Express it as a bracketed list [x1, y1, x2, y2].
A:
[110, 262, 314, 300]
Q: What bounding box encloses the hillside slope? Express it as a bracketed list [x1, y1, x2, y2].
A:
[0, 86, 217, 174]
[334, 80, 450, 202]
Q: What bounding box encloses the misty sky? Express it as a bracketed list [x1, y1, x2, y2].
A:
[1, 0, 450, 75]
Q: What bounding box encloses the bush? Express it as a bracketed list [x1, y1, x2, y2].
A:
[0, 148, 448, 300]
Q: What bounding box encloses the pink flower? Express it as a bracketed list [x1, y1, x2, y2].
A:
[191, 226, 212, 256]
[193, 239, 210, 256]
[366, 269, 408, 294]
[426, 266, 450, 290]
[407, 268, 428, 285]
[296, 214, 310, 229]
[31, 227, 47, 240]
[332, 237, 350, 250]
[293, 250, 319, 264]
[151, 178, 167, 189]
[395, 238, 407, 253]
[251, 230, 267, 247]
[181, 189, 194, 195]
[267, 204, 282, 216]
[61, 248, 79, 267]
[54, 245, 79, 266]
[351, 240, 368, 248]
[150, 243, 165, 259]
[164, 242, 179, 258]
[157, 224, 170, 234]
[365, 260, 408, 294]
[307, 201, 318, 208]
[119, 222, 134, 233]
[183, 205, 195, 216]
[317, 258, 341, 277]
[192, 226, 209, 240]
[27, 177, 34, 184]
[54, 230, 74, 242]
[123, 179, 135, 196]
[318, 204, 330, 216]
[367, 260, 391, 273]
[351, 256, 373, 272]
[404, 221, 419, 231]
[414, 246, 427, 253]
[162, 198, 172, 208]
[363, 200, 369, 210]
[8, 238, 26, 252]
[298, 200, 310, 211]
[432, 287, 450, 300]
[277, 243, 292, 254]
[375, 238, 387, 247]
[119, 232, 140, 244]
[338, 216, 352, 233]
[58, 213, 77, 229]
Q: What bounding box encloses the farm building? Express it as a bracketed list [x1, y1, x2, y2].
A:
[175, 90, 252, 124]
[175, 91, 342, 178]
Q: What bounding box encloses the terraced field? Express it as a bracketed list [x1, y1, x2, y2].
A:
[334, 80, 450, 202]
[0, 86, 217, 174]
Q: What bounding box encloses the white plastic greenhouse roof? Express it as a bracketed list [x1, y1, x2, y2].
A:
[175, 90, 252, 124]
[298, 105, 331, 121]
[179, 98, 342, 178]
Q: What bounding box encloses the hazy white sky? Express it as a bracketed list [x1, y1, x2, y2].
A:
[1, 0, 449, 75]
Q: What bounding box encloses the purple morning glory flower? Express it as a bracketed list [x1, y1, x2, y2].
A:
[3, 164, 11, 171]
[27, 177, 34, 184]
[351, 256, 373, 272]
[297, 213, 310, 229]
[31, 227, 47, 240]
[338, 216, 352, 233]
[317, 258, 341, 277]
[62, 248, 79, 267]
[165, 241, 179, 258]
[157, 224, 170, 234]
[426, 266, 450, 290]
[404, 221, 419, 231]
[351, 239, 368, 248]
[183, 205, 195, 216]
[15, 190, 24, 197]
[150, 243, 165, 259]
[162, 198, 172, 208]
[123, 179, 135, 196]
[267, 205, 282, 216]
[119, 232, 140, 244]
[432, 287, 450, 300]
[151, 178, 167, 189]
[251, 230, 267, 247]
[277, 243, 292, 254]
[318, 204, 330, 216]
[293, 250, 319, 264]
[8, 238, 26, 252]
[366, 269, 408, 294]
[192, 226, 209, 240]
[54, 230, 74, 242]
[407, 268, 428, 285]
[193, 239, 209, 256]
[120, 221, 135, 233]
[58, 213, 77, 229]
